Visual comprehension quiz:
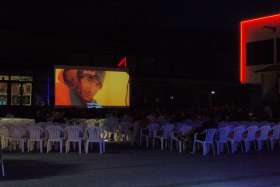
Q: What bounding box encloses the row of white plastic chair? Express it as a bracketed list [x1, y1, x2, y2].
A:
[140, 122, 194, 152]
[0, 125, 106, 154]
[218, 121, 279, 128]
[192, 125, 280, 156]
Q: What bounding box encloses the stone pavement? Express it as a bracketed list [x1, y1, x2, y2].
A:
[0, 149, 280, 187]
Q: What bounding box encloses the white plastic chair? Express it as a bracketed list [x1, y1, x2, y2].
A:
[140, 122, 159, 148]
[270, 125, 280, 151]
[45, 125, 64, 153]
[154, 123, 174, 151]
[65, 126, 83, 154]
[243, 126, 258, 152]
[0, 126, 9, 150]
[256, 125, 271, 151]
[8, 126, 26, 152]
[118, 121, 131, 142]
[192, 128, 216, 156]
[27, 126, 44, 153]
[103, 116, 118, 141]
[84, 127, 105, 154]
[228, 126, 246, 153]
[171, 124, 192, 153]
[216, 126, 232, 155]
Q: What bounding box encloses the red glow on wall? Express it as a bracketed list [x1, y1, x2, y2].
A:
[117, 57, 127, 68]
[240, 13, 280, 84]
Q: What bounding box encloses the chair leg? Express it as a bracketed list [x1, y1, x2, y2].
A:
[182, 141, 185, 152]
[160, 138, 164, 151]
[85, 141, 89, 154]
[47, 141, 50, 153]
[191, 142, 196, 154]
[244, 141, 248, 152]
[21, 140, 25, 153]
[65, 142, 69, 153]
[79, 141, 81, 154]
[103, 141, 105, 153]
[40, 141, 43, 153]
[240, 142, 244, 153]
[60, 141, 63, 153]
[1, 160, 5, 177]
[202, 143, 207, 156]
[99, 142, 103, 154]
[178, 141, 182, 153]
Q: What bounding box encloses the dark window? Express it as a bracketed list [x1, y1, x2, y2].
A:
[247, 39, 274, 66]
[277, 38, 280, 63]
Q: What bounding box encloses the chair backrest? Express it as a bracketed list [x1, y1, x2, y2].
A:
[86, 119, 97, 127]
[259, 125, 271, 139]
[246, 126, 259, 141]
[27, 126, 44, 139]
[205, 128, 216, 142]
[46, 125, 64, 139]
[0, 126, 9, 136]
[65, 126, 83, 139]
[271, 125, 280, 139]
[217, 126, 232, 142]
[233, 126, 246, 141]
[176, 124, 192, 135]
[161, 123, 174, 137]
[147, 122, 159, 137]
[86, 127, 103, 140]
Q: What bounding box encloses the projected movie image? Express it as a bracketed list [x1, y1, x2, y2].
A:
[55, 67, 130, 108]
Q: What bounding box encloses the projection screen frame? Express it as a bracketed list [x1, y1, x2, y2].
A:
[54, 65, 130, 109]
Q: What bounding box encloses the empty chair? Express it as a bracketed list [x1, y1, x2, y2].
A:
[27, 126, 44, 153]
[65, 126, 83, 154]
[270, 125, 280, 151]
[228, 126, 246, 153]
[192, 128, 216, 156]
[256, 125, 271, 151]
[103, 116, 118, 141]
[45, 125, 64, 153]
[0, 126, 9, 150]
[243, 126, 258, 152]
[140, 122, 159, 149]
[84, 126, 105, 154]
[118, 121, 131, 142]
[216, 126, 232, 155]
[8, 126, 27, 152]
[171, 124, 193, 153]
[153, 122, 174, 151]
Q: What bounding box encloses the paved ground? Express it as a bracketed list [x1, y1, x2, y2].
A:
[0, 147, 280, 187]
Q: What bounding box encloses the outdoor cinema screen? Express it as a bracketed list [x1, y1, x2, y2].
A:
[55, 66, 130, 108]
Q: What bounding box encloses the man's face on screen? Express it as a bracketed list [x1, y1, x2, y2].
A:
[78, 73, 102, 102]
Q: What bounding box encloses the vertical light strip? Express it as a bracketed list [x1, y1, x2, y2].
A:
[240, 21, 245, 83]
[47, 76, 50, 105]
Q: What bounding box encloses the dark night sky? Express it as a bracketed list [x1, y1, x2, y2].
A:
[0, 1, 280, 81]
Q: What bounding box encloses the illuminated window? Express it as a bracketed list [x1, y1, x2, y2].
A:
[0, 83, 7, 105]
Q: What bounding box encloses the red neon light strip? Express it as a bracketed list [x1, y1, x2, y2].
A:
[240, 13, 280, 84]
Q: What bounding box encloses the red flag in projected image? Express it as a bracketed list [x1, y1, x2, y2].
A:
[117, 57, 127, 68]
